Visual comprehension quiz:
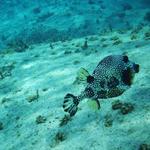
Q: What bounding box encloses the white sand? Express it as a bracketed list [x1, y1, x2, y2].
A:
[0, 26, 150, 150]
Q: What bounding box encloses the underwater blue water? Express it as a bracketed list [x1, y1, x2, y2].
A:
[0, 0, 150, 150]
[0, 0, 150, 50]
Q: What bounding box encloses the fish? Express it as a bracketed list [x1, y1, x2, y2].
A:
[63, 55, 140, 117]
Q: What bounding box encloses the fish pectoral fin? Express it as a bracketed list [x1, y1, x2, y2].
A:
[87, 99, 100, 110]
[77, 67, 90, 83]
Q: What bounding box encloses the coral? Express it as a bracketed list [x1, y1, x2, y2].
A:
[74, 49, 80, 53]
[36, 115, 46, 124]
[27, 90, 39, 103]
[144, 32, 150, 37]
[73, 60, 80, 65]
[88, 0, 95, 5]
[42, 88, 49, 92]
[55, 132, 66, 144]
[75, 43, 81, 48]
[130, 34, 138, 40]
[49, 43, 54, 49]
[111, 36, 119, 41]
[51, 52, 56, 55]
[88, 36, 98, 41]
[101, 38, 107, 42]
[0, 122, 4, 130]
[117, 12, 126, 19]
[36, 12, 54, 22]
[1, 97, 11, 104]
[111, 100, 123, 110]
[59, 115, 71, 127]
[64, 50, 72, 55]
[1, 48, 15, 55]
[144, 31, 150, 40]
[144, 12, 150, 22]
[104, 114, 113, 127]
[102, 44, 108, 48]
[7, 39, 29, 53]
[81, 39, 88, 50]
[112, 101, 134, 115]
[50, 131, 67, 148]
[120, 103, 134, 115]
[0, 71, 3, 79]
[0, 63, 15, 80]
[32, 7, 41, 14]
[122, 3, 132, 11]
[113, 39, 122, 45]
[117, 29, 126, 34]
[131, 25, 143, 34]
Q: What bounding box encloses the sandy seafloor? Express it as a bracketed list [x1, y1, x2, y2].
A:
[0, 26, 150, 150]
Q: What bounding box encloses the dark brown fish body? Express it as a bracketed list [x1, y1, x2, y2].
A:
[63, 55, 139, 116]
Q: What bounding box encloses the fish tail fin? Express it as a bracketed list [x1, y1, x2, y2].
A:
[63, 93, 79, 117]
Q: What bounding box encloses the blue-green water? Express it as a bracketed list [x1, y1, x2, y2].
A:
[0, 0, 150, 50]
[0, 0, 150, 150]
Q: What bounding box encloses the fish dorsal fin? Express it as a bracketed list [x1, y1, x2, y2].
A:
[77, 67, 90, 83]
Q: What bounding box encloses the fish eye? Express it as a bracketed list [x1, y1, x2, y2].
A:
[134, 64, 140, 73]
[123, 55, 128, 63]
[87, 75, 94, 83]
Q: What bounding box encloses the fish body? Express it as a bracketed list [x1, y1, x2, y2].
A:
[63, 55, 139, 116]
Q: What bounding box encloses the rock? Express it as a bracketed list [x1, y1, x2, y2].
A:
[36, 115, 46, 124]
[120, 103, 134, 115]
[0, 122, 4, 130]
[112, 100, 123, 110]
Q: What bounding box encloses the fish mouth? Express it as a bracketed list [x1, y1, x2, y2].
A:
[134, 64, 140, 73]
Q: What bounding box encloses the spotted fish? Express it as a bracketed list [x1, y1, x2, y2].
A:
[63, 55, 139, 117]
